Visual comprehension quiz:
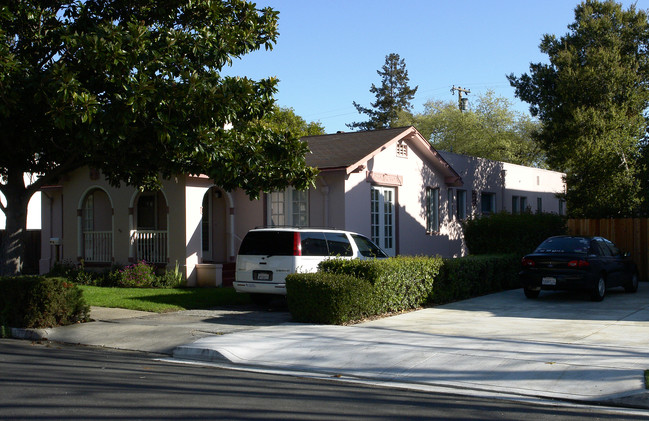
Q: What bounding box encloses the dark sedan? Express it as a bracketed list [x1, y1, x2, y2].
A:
[519, 236, 639, 301]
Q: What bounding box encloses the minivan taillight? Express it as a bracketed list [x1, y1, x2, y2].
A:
[293, 232, 302, 256]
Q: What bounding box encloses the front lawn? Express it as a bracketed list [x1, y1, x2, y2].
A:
[79, 286, 251, 313]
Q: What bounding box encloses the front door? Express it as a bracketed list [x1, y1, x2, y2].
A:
[371, 186, 396, 256]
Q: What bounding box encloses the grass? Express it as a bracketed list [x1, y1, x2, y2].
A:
[79, 285, 251, 313]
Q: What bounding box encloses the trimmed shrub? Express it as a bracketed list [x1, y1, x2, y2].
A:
[287, 254, 520, 324]
[286, 272, 375, 324]
[0, 276, 90, 328]
[463, 212, 567, 256]
[432, 254, 520, 304]
[288, 257, 443, 324]
[321, 256, 444, 312]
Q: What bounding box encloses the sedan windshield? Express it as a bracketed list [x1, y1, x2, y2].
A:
[534, 237, 591, 254]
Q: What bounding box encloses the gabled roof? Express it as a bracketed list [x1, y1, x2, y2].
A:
[302, 126, 463, 186]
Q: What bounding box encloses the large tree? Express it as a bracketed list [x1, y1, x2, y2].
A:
[508, 0, 649, 217]
[347, 53, 418, 131]
[397, 90, 544, 167]
[261, 105, 326, 138]
[0, 1, 317, 275]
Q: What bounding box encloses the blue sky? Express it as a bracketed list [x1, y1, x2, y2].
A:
[222, 0, 649, 133]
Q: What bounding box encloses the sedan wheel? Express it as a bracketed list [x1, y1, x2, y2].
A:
[524, 288, 540, 299]
[590, 276, 606, 302]
[624, 272, 639, 293]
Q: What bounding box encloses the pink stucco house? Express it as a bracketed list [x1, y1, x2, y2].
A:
[38, 126, 566, 286]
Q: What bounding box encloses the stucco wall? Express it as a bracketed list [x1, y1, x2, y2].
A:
[40, 167, 187, 274]
[341, 140, 458, 257]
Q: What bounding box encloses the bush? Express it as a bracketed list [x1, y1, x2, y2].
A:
[287, 254, 520, 324]
[321, 257, 443, 312]
[287, 257, 443, 324]
[286, 272, 375, 324]
[0, 276, 90, 328]
[463, 212, 567, 256]
[52, 260, 184, 288]
[432, 254, 520, 304]
[114, 261, 157, 287]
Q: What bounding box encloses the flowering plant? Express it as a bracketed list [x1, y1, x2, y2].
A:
[117, 261, 156, 288]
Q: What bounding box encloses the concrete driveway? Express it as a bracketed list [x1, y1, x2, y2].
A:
[175, 286, 649, 408]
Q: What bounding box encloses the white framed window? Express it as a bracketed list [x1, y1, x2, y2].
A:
[537, 197, 543, 214]
[426, 187, 439, 233]
[267, 187, 308, 227]
[371, 186, 395, 255]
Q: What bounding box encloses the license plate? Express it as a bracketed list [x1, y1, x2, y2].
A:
[542, 277, 556, 286]
[254, 271, 272, 281]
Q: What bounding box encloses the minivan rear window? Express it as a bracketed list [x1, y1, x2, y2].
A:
[300, 232, 328, 256]
[238, 231, 295, 256]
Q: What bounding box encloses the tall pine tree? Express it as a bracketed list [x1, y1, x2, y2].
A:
[347, 53, 418, 131]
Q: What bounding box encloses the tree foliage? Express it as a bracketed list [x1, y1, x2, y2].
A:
[397, 91, 544, 167]
[508, 0, 649, 217]
[0, 0, 317, 275]
[261, 105, 326, 138]
[347, 53, 418, 131]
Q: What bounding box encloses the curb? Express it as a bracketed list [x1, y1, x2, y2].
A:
[10, 328, 50, 341]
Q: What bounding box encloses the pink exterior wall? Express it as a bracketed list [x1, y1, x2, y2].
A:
[341, 139, 456, 257]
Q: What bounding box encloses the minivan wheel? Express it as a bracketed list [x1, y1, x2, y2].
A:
[625, 272, 639, 293]
[250, 293, 273, 306]
[524, 288, 540, 299]
[591, 276, 606, 302]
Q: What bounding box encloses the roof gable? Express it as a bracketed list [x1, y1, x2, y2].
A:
[302, 126, 462, 186]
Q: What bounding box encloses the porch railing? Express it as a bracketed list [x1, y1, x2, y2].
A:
[131, 230, 168, 264]
[82, 231, 113, 263]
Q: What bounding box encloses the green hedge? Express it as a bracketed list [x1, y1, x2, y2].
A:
[463, 212, 567, 256]
[0, 276, 90, 329]
[286, 272, 375, 324]
[287, 256, 443, 324]
[431, 254, 520, 304]
[286, 254, 520, 324]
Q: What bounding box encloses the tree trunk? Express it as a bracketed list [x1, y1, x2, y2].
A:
[0, 174, 30, 276]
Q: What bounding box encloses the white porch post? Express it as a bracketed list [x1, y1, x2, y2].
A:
[185, 181, 210, 286]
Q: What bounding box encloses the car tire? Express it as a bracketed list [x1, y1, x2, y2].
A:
[590, 276, 606, 302]
[624, 272, 639, 293]
[524, 288, 540, 299]
[250, 293, 273, 306]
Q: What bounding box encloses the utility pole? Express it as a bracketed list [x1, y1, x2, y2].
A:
[451, 86, 471, 112]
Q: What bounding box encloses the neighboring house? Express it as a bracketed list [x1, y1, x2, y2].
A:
[439, 151, 566, 218]
[38, 126, 566, 285]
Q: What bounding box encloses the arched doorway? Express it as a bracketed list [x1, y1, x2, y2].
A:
[201, 186, 227, 263]
[131, 190, 169, 264]
[78, 188, 113, 263]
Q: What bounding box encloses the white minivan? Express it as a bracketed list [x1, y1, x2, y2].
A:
[234, 227, 388, 303]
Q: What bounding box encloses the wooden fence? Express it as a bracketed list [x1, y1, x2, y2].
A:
[567, 218, 649, 281]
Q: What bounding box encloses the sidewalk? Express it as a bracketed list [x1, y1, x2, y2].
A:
[21, 288, 649, 409]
